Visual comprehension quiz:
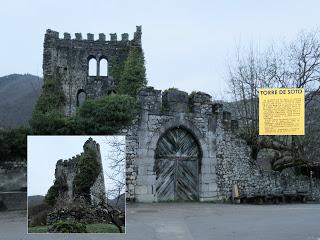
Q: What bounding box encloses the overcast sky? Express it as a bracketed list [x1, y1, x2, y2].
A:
[27, 136, 125, 197]
[1, 0, 320, 98]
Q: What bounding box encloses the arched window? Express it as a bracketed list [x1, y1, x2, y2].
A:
[77, 89, 86, 107]
[99, 58, 108, 76]
[88, 58, 97, 76]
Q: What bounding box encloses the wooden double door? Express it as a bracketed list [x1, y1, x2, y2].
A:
[155, 128, 200, 201]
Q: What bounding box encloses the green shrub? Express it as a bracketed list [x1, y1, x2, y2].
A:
[0, 127, 29, 162]
[162, 88, 179, 96]
[74, 94, 137, 135]
[30, 95, 137, 135]
[30, 111, 70, 135]
[45, 179, 68, 206]
[49, 221, 87, 233]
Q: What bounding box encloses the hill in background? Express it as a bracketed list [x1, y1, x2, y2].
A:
[0, 74, 43, 128]
[28, 195, 45, 208]
[108, 193, 125, 212]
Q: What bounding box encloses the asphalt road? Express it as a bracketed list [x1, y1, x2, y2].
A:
[1, 203, 320, 240]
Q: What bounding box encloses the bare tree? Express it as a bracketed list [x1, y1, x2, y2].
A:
[104, 136, 126, 201]
[228, 29, 320, 171]
[102, 136, 126, 233]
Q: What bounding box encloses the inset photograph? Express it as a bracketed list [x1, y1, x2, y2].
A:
[27, 136, 125, 233]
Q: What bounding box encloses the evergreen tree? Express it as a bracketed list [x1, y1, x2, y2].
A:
[117, 46, 147, 96]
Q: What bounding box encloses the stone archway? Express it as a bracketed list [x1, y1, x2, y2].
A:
[155, 127, 201, 201]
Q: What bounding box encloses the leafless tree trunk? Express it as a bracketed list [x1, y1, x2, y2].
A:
[103, 136, 126, 232]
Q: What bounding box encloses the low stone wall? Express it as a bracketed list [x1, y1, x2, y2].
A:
[216, 133, 320, 201]
[0, 192, 27, 210]
[0, 160, 27, 210]
[0, 161, 26, 192]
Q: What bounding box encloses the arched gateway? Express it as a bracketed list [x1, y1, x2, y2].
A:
[155, 127, 201, 201]
[126, 88, 219, 202]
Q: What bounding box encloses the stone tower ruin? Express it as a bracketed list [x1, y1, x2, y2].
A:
[43, 26, 142, 116]
[53, 138, 106, 207]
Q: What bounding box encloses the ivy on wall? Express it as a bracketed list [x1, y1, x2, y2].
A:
[30, 74, 68, 135]
[73, 148, 100, 201]
[33, 77, 66, 114]
[45, 179, 68, 206]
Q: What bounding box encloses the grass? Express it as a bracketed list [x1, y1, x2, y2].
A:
[28, 223, 123, 233]
[28, 225, 48, 233]
[86, 223, 122, 233]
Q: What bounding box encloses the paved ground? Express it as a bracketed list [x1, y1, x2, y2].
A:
[1, 203, 320, 240]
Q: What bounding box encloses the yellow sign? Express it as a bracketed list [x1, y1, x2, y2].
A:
[259, 88, 305, 135]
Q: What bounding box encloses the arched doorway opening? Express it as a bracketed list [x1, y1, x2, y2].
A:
[155, 127, 201, 201]
[77, 89, 86, 107]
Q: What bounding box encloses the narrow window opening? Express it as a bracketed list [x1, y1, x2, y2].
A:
[88, 58, 97, 76]
[99, 58, 108, 76]
[77, 89, 86, 107]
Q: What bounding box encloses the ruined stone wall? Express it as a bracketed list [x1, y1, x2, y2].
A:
[126, 87, 320, 202]
[84, 139, 106, 206]
[0, 160, 27, 210]
[216, 123, 320, 201]
[43, 26, 142, 116]
[54, 138, 106, 207]
[55, 156, 79, 206]
[0, 160, 26, 192]
[126, 87, 235, 202]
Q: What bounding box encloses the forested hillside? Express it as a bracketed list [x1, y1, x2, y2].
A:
[0, 74, 43, 128]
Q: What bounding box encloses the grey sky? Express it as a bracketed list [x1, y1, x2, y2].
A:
[27, 136, 125, 197]
[1, 0, 320, 98]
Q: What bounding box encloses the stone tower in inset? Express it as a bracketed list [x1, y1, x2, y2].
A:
[43, 26, 142, 116]
[54, 138, 106, 207]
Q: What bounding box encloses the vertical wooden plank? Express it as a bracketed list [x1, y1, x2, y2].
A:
[155, 158, 175, 201]
[155, 128, 200, 201]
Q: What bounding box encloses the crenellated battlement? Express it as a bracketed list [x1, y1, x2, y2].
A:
[137, 87, 239, 133]
[56, 138, 100, 168]
[56, 153, 83, 168]
[45, 25, 141, 43]
[139, 87, 235, 120]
